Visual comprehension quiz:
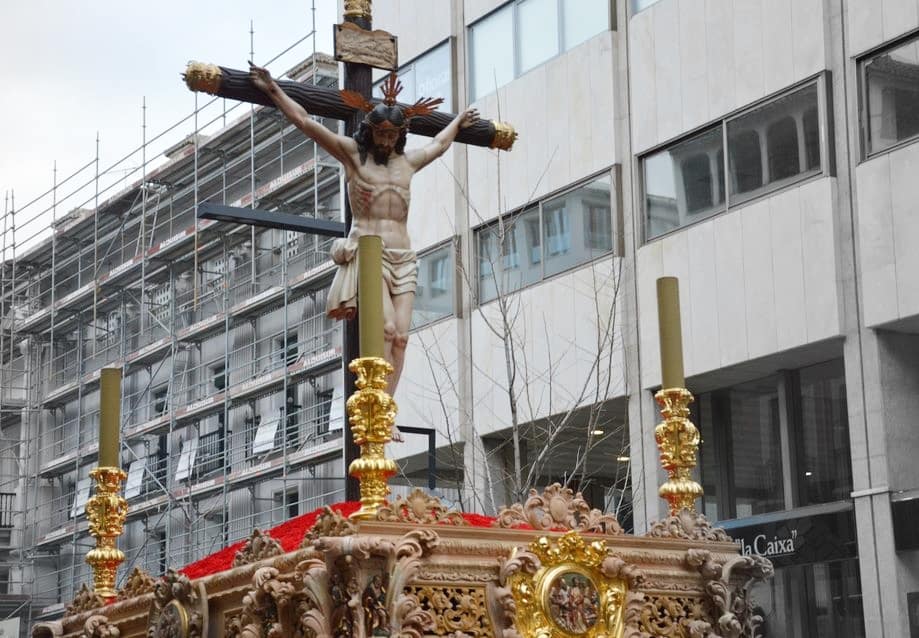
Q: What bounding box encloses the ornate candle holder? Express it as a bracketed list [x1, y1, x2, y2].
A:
[347, 356, 398, 520]
[85, 466, 128, 599]
[654, 387, 704, 515]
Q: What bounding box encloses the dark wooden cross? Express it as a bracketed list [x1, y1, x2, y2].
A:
[184, 3, 515, 501]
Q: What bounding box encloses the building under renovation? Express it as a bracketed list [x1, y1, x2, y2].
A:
[0, 51, 352, 626]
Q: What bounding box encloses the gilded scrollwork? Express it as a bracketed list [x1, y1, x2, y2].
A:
[117, 566, 157, 600]
[505, 532, 631, 638]
[646, 509, 732, 543]
[233, 529, 284, 567]
[376, 488, 468, 526]
[632, 595, 712, 638]
[494, 483, 623, 534]
[147, 569, 205, 638]
[67, 583, 105, 615]
[685, 550, 774, 638]
[301, 507, 357, 547]
[83, 614, 120, 638]
[409, 586, 491, 636]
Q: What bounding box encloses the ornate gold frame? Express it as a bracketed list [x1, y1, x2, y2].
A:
[509, 532, 627, 638]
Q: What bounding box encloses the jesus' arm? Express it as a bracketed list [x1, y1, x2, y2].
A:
[249, 63, 357, 172]
[406, 108, 479, 171]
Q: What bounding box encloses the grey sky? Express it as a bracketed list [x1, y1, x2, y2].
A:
[0, 1, 337, 233]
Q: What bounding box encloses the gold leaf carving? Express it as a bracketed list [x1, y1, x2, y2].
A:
[232, 529, 283, 568]
[302, 506, 358, 547]
[67, 583, 105, 615]
[117, 567, 157, 600]
[83, 614, 120, 638]
[376, 488, 468, 526]
[646, 508, 732, 542]
[409, 586, 492, 636]
[494, 483, 622, 534]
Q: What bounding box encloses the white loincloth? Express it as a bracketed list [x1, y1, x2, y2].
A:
[325, 237, 418, 320]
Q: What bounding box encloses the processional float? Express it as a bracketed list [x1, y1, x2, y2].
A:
[31, 2, 772, 636]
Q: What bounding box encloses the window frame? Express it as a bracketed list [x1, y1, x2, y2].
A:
[474, 168, 616, 304]
[857, 28, 919, 160]
[468, 0, 613, 102]
[640, 73, 832, 243]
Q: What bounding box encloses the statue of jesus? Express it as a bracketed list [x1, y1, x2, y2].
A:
[249, 63, 478, 395]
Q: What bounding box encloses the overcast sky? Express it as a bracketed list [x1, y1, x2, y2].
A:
[0, 1, 338, 243]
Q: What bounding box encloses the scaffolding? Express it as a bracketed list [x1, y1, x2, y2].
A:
[0, 18, 349, 627]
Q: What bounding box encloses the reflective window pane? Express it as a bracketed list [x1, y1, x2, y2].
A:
[643, 127, 724, 239]
[544, 175, 612, 277]
[413, 42, 452, 110]
[562, 0, 609, 49]
[798, 359, 852, 506]
[470, 4, 514, 100]
[864, 36, 919, 154]
[412, 244, 454, 329]
[476, 208, 541, 302]
[518, 0, 559, 74]
[729, 376, 785, 517]
[372, 42, 452, 110]
[632, 0, 662, 13]
[727, 84, 820, 204]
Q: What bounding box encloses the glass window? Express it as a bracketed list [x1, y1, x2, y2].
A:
[727, 83, 821, 204]
[797, 360, 852, 506]
[477, 208, 541, 302]
[695, 358, 852, 522]
[563, 0, 610, 49]
[412, 243, 454, 329]
[374, 42, 453, 112]
[544, 175, 612, 277]
[475, 173, 614, 301]
[470, 4, 515, 102]
[518, 0, 560, 74]
[862, 34, 919, 155]
[643, 82, 822, 240]
[469, 0, 611, 100]
[729, 377, 785, 517]
[632, 0, 663, 13]
[644, 127, 725, 239]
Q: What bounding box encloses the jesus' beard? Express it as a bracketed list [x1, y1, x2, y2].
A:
[370, 144, 393, 165]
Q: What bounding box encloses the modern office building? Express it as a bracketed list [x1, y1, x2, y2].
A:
[2, 1, 919, 636]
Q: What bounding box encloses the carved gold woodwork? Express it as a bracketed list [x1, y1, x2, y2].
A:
[183, 62, 223, 95]
[490, 121, 519, 150]
[410, 585, 492, 636]
[85, 466, 128, 599]
[147, 569, 205, 638]
[67, 583, 105, 616]
[507, 532, 629, 638]
[233, 529, 283, 567]
[495, 483, 622, 534]
[376, 488, 468, 526]
[346, 356, 398, 520]
[117, 567, 156, 600]
[654, 388, 704, 515]
[83, 615, 120, 638]
[343, 0, 372, 20]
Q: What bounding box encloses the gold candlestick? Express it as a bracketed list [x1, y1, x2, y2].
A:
[85, 466, 128, 598]
[656, 277, 685, 389]
[654, 387, 704, 515]
[347, 356, 397, 520]
[357, 235, 384, 359]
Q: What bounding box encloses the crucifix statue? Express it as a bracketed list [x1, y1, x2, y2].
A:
[248, 64, 478, 395]
[184, 0, 515, 498]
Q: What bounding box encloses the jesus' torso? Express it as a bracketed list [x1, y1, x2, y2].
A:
[345, 151, 415, 251]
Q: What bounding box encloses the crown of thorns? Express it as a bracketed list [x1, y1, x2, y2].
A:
[340, 72, 444, 124]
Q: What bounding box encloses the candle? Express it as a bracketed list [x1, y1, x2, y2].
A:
[98, 368, 122, 468]
[358, 235, 384, 359]
[656, 277, 685, 389]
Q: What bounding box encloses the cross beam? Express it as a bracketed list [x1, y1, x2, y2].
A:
[197, 202, 346, 237]
[184, 63, 517, 151]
